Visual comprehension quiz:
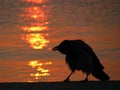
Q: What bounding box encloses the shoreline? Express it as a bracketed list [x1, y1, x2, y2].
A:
[0, 81, 120, 90]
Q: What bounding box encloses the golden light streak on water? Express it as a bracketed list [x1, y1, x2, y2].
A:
[29, 60, 43, 68]
[22, 26, 49, 32]
[21, 6, 47, 21]
[22, 33, 49, 49]
[20, 0, 50, 49]
[44, 62, 52, 65]
[22, 0, 49, 4]
[28, 60, 52, 81]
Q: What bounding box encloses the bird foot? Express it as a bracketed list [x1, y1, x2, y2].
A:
[63, 78, 70, 82]
[84, 78, 88, 82]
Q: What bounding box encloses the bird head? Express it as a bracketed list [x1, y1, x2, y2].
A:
[52, 40, 70, 54]
[52, 46, 59, 51]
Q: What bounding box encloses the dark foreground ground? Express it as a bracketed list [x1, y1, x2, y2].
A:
[0, 81, 120, 90]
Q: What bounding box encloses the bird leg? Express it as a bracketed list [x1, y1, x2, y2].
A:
[84, 74, 89, 82]
[64, 71, 74, 82]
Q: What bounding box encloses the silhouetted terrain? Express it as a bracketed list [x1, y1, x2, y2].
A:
[0, 81, 120, 90]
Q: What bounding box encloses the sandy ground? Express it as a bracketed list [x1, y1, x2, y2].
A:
[0, 81, 120, 90]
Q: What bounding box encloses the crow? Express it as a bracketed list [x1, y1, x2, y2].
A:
[53, 40, 110, 82]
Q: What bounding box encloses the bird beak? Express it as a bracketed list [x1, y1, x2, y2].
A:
[52, 46, 59, 51]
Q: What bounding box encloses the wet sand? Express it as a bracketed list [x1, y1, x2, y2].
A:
[0, 81, 120, 90]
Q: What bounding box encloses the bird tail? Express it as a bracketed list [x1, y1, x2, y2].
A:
[92, 70, 110, 81]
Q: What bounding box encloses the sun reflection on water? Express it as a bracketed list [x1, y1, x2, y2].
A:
[21, 6, 48, 21]
[21, 0, 50, 49]
[28, 60, 52, 81]
[22, 33, 49, 49]
[22, 0, 49, 4]
[22, 26, 49, 32]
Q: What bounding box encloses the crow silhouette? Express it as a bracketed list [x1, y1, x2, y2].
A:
[53, 40, 110, 82]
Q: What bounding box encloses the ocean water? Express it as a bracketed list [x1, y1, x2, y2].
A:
[0, 0, 120, 82]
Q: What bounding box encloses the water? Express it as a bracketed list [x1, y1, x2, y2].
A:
[0, 0, 120, 82]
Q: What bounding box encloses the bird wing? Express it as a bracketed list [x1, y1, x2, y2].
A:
[69, 40, 104, 70]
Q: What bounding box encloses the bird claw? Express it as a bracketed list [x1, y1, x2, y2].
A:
[63, 78, 70, 82]
[84, 78, 88, 82]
